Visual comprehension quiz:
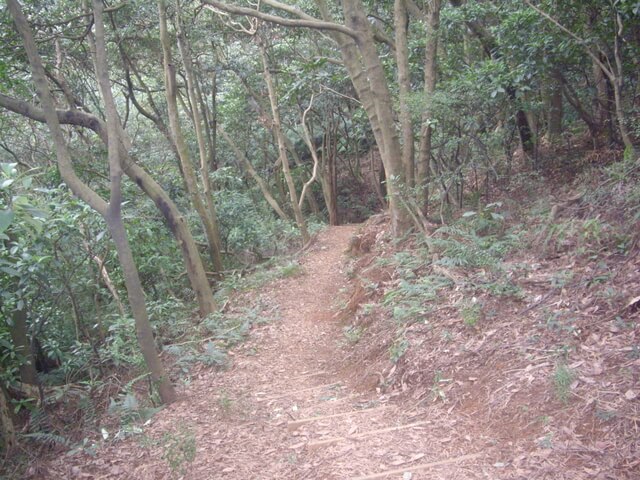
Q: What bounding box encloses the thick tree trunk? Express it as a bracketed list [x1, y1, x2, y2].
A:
[341, 0, 410, 236]
[260, 44, 310, 243]
[516, 107, 534, 155]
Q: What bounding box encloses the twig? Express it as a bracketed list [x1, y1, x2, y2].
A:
[350, 453, 483, 479]
[162, 323, 244, 349]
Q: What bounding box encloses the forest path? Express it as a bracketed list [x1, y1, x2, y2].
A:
[56, 225, 486, 479]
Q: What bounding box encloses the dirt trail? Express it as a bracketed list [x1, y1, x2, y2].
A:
[52, 225, 488, 479]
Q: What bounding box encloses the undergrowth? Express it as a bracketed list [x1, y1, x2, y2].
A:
[355, 154, 639, 417]
[7, 256, 288, 465]
[379, 207, 521, 330]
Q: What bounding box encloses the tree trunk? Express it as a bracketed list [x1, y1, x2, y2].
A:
[93, 0, 176, 404]
[0, 385, 16, 451]
[320, 129, 339, 225]
[395, 0, 414, 188]
[198, 68, 218, 172]
[341, 0, 410, 235]
[260, 44, 310, 243]
[546, 69, 563, 144]
[450, 0, 535, 157]
[84, 248, 126, 317]
[8, 305, 37, 385]
[7, 0, 176, 404]
[0, 92, 217, 318]
[559, 74, 601, 143]
[371, 150, 387, 208]
[314, 0, 411, 235]
[159, 0, 224, 273]
[219, 126, 289, 220]
[417, 0, 441, 214]
[175, 6, 225, 274]
[592, 55, 612, 144]
[106, 213, 176, 403]
[284, 136, 321, 215]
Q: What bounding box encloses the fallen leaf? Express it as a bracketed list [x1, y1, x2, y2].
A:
[626, 295, 640, 310]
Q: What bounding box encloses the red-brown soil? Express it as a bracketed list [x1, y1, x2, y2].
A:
[38, 214, 639, 479]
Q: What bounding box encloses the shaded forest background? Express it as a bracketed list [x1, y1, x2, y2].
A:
[0, 0, 639, 473]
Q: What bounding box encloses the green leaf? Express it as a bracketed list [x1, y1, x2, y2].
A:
[0, 178, 14, 189]
[0, 266, 20, 277]
[0, 163, 17, 177]
[0, 209, 14, 233]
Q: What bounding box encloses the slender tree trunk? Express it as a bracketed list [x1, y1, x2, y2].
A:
[175, 6, 225, 275]
[592, 55, 612, 144]
[417, 0, 441, 214]
[197, 68, 218, 171]
[8, 306, 38, 385]
[611, 78, 635, 156]
[395, 0, 414, 188]
[106, 214, 176, 402]
[0, 385, 16, 451]
[260, 44, 310, 243]
[320, 128, 339, 225]
[527, 1, 635, 157]
[0, 92, 216, 318]
[92, 0, 176, 404]
[284, 136, 321, 215]
[234, 71, 320, 213]
[84, 247, 127, 317]
[220, 126, 289, 220]
[298, 95, 329, 221]
[559, 74, 601, 143]
[7, 0, 176, 404]
[158, 0, 224, 273]
[546, 69, 563, 144]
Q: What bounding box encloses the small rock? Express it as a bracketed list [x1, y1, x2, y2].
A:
[624, 389, 637, 401]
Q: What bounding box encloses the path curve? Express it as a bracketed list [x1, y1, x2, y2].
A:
[52, 225, 483, 480]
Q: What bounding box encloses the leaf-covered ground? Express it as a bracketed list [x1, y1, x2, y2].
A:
[38, 177, 640, 479]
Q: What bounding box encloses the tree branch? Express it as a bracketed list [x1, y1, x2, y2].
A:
[0, 93, 107, 142]
[201, 0, 359, 40]
[524, 0, 614, 82]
